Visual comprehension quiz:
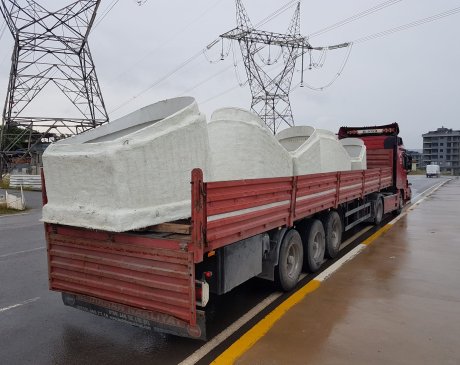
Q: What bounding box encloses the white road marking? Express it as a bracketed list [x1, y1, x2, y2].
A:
[408, 180, 449, 210]
[0, 297, 40, 313]
[178, 292, 282, 365]
[0, 246, 45, 259]
[411, 179, 450, 203]
[311, 181, 451, 289]
[315, 244, 367, 282]
[388, 214, 404, 225]
[0, 211, 32, 219]
[207, 181, 445, 295]
[339, 225, 372, 250]
[389, 179, 450, 225]
[179, 225, 373, 365]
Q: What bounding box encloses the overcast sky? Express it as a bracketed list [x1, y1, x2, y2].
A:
[1, 0, 459, 149]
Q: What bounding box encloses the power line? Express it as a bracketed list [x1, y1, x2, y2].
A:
[107, 0, 225, 84]
[0, 19, 7, 41]
[354, 6, 460, 44]
[188, 43, 288, 99]
[112, 0, 393, 117]
[180, 64, 234, 96]
[175, 1, 305, 103]
[93, 0, 120, 29]
[187, 3, 460, 105]
[0, 19, 10, 68]
[299, 43, 353, 91]
[201, 42, 353, 106]
[201, 83, 246, 105]
[256, 0, 301, 28]
[96, 0, 117, 18]
[109, 48, 205, 115]
[109, 0, 307, 117]
[309, 0, 402, 38]
[1, 0, 108, 172]
[0, 48, 10, 68]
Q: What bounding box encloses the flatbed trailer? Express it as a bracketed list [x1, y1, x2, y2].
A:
[42, 123, 412, 339]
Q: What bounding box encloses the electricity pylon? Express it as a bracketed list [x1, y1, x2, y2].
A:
[0, 0, 108, 172]
[220, 0, 349, 134]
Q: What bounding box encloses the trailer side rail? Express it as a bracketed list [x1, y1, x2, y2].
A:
[192, 167, 392, 260]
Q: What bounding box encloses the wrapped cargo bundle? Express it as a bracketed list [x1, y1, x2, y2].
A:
[42, 100, 357, 232]
[340, 138, 367, 170]
[276, 126, 352, 175]
[208, 108, 293, 181]
[42, 97, 211, 232]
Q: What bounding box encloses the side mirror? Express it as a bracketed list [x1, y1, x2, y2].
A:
[403, 154, 412, 171]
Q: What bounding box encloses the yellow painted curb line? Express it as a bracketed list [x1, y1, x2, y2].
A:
[212, 223, 395, 365]
[211, 279, 321, 365]
[211, 184, 447, 365]
[361, 223, 393, 246]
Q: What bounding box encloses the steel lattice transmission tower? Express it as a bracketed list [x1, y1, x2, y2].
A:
[220, 0, 349, 134]
[0, 0, 108, 171]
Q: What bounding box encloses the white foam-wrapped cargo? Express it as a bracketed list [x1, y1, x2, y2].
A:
[42, 97, 211, 232]
[208, 108, 293, 181]
[276, 126, 315, 152]
[340, 138, 367, 170]
[277, 126, 351, 175]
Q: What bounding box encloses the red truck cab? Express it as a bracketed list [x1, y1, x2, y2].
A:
[338, 122, 412, 205]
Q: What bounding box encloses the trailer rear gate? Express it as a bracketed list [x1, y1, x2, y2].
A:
[45, 224, 204, 338]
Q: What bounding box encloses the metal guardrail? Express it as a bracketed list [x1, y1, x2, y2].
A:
[9, 175, 42, 190]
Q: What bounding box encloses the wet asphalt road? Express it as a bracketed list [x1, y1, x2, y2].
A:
[0, 176, 448, 365]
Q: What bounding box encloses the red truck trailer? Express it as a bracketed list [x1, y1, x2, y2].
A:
[42, 123, 411, 340]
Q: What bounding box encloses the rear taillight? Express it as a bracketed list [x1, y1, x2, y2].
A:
[195, 280, 210, 307]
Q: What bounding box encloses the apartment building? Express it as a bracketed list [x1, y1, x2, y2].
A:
[423, 127, 460, 175]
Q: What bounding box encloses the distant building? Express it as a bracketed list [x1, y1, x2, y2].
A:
[407, 150, 423, 170]
[422, 127, 460, 175]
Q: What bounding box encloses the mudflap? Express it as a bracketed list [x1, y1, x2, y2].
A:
[62, 292, 207, 340]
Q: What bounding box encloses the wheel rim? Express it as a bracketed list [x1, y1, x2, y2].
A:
[286, 240, 301, 279]
[311, 231, 323, 262]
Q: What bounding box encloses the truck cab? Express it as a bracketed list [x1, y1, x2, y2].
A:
[338, 123, 412, 203]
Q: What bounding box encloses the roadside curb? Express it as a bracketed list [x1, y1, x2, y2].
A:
[0, 211, 31, 219]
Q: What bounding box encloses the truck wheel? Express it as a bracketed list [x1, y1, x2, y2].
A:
[374, 198, 383, 225]
[324, 211, 343, 259]
[303, 219, 325, 272]
[392, 193, 404, 217]
[276, 229, 303, 292]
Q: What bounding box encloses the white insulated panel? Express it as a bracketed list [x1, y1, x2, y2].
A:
[340, 138, 367, 170]
[277, 126, 352, 175]
[208, 108, 293, 181]
[42, 97, 211, 232]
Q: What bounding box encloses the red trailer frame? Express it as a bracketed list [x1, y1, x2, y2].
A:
[191, 167, 392, 262]
[43, 166, 393, 339]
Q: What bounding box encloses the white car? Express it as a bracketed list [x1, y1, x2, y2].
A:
[426, 164, 441, 178]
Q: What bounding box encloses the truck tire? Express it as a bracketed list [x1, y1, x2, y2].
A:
[374, 198, 383, 225]
[324, 211, 343, 259]
[392, 193, 404, 217]
[275, 229, 303, 292]
[303, 219, 325, 272]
